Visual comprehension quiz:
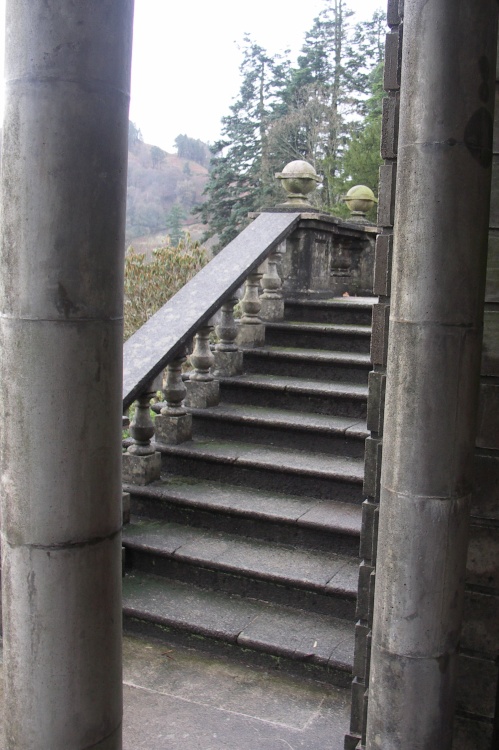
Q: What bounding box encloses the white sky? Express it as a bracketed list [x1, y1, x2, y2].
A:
[129, 0, 380, 151]
[0, 0, 380, 151]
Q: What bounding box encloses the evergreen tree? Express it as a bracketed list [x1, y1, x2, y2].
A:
[341, 60, 384, 197]
[271, 2, 387, 211]
[174, 135, 211, 167]
[165, 203, 186, 246]
[196, 37, 290, 250]
[268, 0, 357, 209]
[345, 8, 386, 106]
[150, 145, 166, 169]
[197, 4, 387, 242]
[128, 120, 143, 151]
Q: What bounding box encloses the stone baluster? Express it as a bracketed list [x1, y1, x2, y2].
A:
[122, 377, 162, 485]
[127, 391, 156, 455]
[122, 413, 132, 448]
[164, 354, 188, 412]
[184, 317, 220, 408]
[212, 295, 243, 376]
[121, 415, 132, 525]
[190, 323, 215, 380]
[154, 349, 193, 444]
[260, 243, 285, 321]
[237, 265, 265, 347]
[216, 296, 239, 351]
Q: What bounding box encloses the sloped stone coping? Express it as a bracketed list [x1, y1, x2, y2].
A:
[123, 212, 301, 408]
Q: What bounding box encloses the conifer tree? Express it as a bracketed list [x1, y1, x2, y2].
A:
[196, 37, 290, 250]
[341, 60, 384, 196]
[267, 0, 356, 209]
[165, 203, 186, 246]
[197, 4, 387, 244]
[270, 2, 386, 211]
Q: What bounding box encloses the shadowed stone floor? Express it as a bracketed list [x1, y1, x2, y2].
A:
[0, 634, 350, 749]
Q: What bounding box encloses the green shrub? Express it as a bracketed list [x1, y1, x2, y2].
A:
[124, 235, 208, 340]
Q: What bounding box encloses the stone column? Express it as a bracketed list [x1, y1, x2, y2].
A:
[366, 2, 497, 749]
[0, 1, 134, 748]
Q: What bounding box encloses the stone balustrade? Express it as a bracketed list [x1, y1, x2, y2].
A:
[121, 210, 301, 485]
[122, 165, 377, 488]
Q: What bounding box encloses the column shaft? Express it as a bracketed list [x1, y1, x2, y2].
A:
[0, 1, 134, 747]
[366, 1, 498, 748]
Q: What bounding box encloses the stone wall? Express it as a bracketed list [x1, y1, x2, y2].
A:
[345, 1, 499, 747]
[279, 215, 376, 298]
[457, 27, 499, 749]
[343, 2, 401, 747]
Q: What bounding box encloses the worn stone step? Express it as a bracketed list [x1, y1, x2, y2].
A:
[241, 345, 371, 383]
[123, 518, 358, 618]
[124, 475, 362, 555]
[264, 321, 372, 353]
[283, 296, 375, 325]
[219, 373, 368, 418]
[122, 572, 355, 687]
[157, 438, 365, 502]
[189, 402, 367, 457]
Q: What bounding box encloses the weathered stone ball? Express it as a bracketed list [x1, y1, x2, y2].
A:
[276, 160, 321, 197]
[344, 185, 377, 214]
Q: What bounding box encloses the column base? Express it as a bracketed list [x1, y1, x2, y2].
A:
[122, 451, 161, 485]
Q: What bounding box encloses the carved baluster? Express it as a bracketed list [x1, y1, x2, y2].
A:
[213, 296, 243, 376]
[122, 379, 161, 485]
[216, 296, 239, 351]
[127, 390, 156, 455]
[122, 413, 132, 450]
[184, 318, 220, 408]
[154, 349, 193, 444]
[163, 354, 188, 413]
[260, 244, 285, 321]
[237, 266, 265, 347]
[189, 323, 215, 381]
[240, 268, 263, 324]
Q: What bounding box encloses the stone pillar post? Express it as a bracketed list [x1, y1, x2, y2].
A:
[0, 2, 134, 748]
[366, 2, 497, 749]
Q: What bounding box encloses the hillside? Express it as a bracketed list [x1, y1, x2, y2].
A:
[125, 139, 209, 249]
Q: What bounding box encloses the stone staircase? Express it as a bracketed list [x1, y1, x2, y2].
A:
[122, 294, 374, 691]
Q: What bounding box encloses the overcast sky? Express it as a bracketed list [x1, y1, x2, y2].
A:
[129, 0, 381, 152]
[0, 0, 381, 151]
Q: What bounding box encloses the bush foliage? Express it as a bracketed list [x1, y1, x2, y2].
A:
[124, 236, 208, 340]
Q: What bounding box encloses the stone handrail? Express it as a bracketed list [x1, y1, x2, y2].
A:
[122, 211, 301, 410]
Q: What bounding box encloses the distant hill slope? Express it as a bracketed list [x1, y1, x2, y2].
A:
[125, 140, 209, 247]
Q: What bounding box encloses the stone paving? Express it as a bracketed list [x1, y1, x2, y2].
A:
[0, 634, 350, 749]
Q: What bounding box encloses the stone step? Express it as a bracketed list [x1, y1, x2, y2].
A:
[219, 373, 368, 418]
[124, 475, 362, 555]
[241, 345, 371, 383]
[157, 438, 365, 502]
[283, 295, 375, 325]
[123, 518, 358, 619]
[122, 571, 355, 687]
[265, 321, 372, 353]
[189, 402, 367, 457]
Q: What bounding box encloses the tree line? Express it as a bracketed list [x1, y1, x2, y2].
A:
[196, 0, 386, 250]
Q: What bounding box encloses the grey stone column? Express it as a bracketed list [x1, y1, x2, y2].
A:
[366, 2, 498, 749]
[0, 1, 134, 748]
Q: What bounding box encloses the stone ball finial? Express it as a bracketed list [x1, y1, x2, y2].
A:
[275, 160, 322, 208]
[344, 185, 377, 220]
